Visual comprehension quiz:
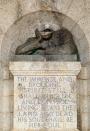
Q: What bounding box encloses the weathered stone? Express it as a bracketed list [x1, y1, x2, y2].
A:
[0, 113, 13, 130]
[0, 0, 89, 131]
[10, 62, 81, 130]
[1, 96, 13, 113]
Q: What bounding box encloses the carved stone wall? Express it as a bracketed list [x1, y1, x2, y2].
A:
[0, 0, 90, 131]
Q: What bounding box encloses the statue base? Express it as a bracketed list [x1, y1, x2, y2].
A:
[14, 55, 78, 61]
[12, 128, 80, 131]
[10, 62, 81, 131]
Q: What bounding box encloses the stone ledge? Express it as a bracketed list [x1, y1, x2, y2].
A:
[12, 129, 79, 131]
[14, 55, 78, 61]
[9, 62, 81, 76]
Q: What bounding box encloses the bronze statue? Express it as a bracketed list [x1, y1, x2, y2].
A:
[16, 28, 78, 56]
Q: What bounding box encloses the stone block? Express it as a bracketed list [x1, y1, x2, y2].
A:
[3, 79, 14, 96]
[2, 66, 10, 80]
[87, 80, 90, 96]
[10, 62, 81, 130]
[0, 0, 18, 33]
[18, 0, 40, 15]
[66, 1, 84, 22]
[88, 97, 90, 113]
[1, 96, 14, 113]
[78, 67, 89, 80]
[81, 112, 88, 129]
[78, 38, 89, 64]
[62, 16, 76, 31]
[0, 113, 13, 130]
[88, 113, 90, 128]
[79, 96, 88, 113]
[72, 25, 85, 41]
[14, 55, 77, 62]
[12, 129, 79, 131]
[0, 80, 3, 96]
[78, 80, 88, 96]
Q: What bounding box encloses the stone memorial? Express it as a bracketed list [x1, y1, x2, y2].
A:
[10, 62, 81, 131]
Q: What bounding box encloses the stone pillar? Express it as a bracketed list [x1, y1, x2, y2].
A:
[78, 64, 90, 131]
[0, 65, 14, 131]
[9, 62, 81, 131]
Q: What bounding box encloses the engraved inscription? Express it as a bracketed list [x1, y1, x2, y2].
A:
[14, 76, 76, 129]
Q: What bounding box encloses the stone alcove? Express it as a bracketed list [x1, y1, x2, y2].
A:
[0, 11, 89, 131]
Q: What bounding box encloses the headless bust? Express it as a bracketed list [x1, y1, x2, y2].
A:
[16, 28, 78, 56]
